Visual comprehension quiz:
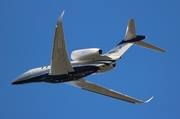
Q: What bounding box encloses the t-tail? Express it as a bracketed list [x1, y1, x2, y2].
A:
[105, 19, 166, 60]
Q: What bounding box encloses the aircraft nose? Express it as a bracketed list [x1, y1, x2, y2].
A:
[11, 79, 20, 85]
[11, 71, 32, 85]
[11, 76, 26, 85]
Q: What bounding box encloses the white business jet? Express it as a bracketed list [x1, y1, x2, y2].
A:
[12, 11, 166, 104]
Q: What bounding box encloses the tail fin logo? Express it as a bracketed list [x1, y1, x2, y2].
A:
[108, 46, 122, 54]
[108, 50, 118, 54]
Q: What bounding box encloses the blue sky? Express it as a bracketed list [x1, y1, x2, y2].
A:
[1, 0, 180, 119]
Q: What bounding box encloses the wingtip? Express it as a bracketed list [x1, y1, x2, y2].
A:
[145, 96, 154, 103]
[161, 49, 167, 52]
[57, 10, 65, 24]
[135, 96, 154, 104]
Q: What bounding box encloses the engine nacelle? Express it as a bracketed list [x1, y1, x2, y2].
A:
[71, 48, 102, 61]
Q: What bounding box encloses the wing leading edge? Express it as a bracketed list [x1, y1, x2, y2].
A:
[67, 79, 153, 104]
[50, 11, 74, 75]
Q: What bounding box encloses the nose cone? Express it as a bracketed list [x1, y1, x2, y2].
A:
[11, 80, 19, 85]
[11, 80, 17, 84]
[11, 71, 32, 85]
[11, 76, 27, 85]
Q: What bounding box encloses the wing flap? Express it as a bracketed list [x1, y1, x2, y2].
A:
[50, 11, 74, 75]
[67, 79, 151, 104]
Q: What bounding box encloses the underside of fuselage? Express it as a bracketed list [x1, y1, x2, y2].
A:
[12, 66, 99, 85]
[43, 66, 99, 83]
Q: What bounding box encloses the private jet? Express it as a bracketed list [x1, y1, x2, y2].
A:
[12, 11, 166, 104]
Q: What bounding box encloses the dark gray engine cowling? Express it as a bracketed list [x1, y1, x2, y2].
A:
[71, 48, 102, 61]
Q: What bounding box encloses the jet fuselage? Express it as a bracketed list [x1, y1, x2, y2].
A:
[12, 61, 115, 84]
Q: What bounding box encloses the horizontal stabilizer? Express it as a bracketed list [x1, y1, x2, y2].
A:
[134, 41, 166, 52]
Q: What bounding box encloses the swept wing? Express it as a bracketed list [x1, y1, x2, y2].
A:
[67, 79, 153, 104]
[50, 11, 74, 75]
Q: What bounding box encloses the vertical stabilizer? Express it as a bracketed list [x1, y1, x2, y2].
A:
[124, 19, 136, 41]
[104, 18, 166, 60]
[104, 18, 139, 60]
